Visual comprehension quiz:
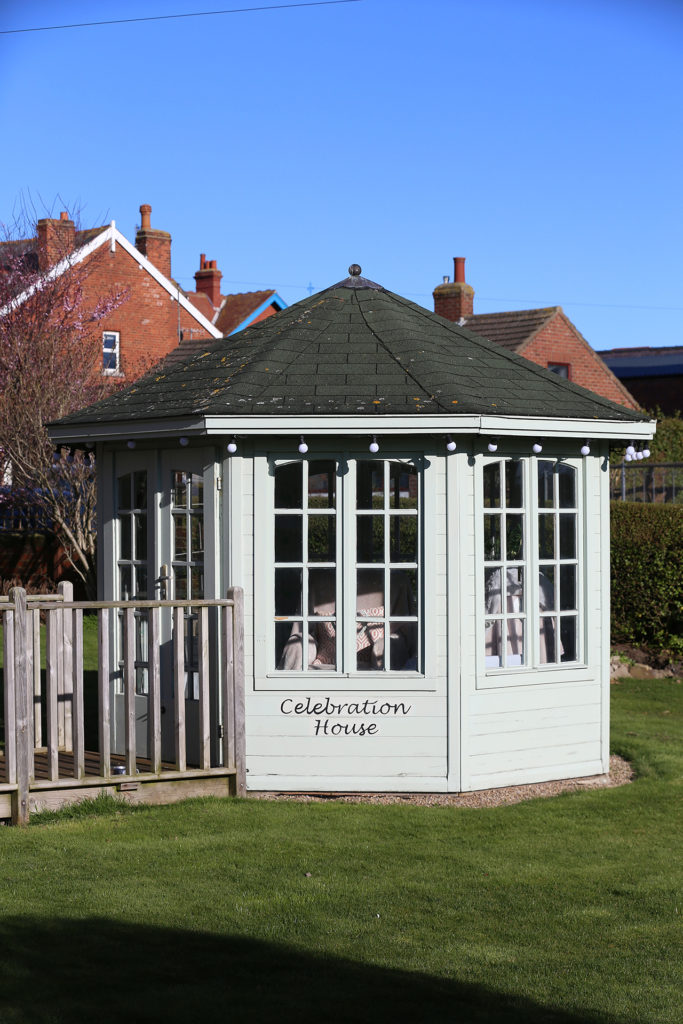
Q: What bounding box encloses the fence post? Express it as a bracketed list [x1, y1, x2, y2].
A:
[227, 587, 246, 797]
[10, 588, 31, 825]
[58, 581, 74, 750]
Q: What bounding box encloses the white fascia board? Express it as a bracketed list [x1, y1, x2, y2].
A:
[49, 412, 655, 446]
[1, 224, 222, 339]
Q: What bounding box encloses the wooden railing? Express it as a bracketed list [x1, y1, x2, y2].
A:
[1, 584, 245, 824]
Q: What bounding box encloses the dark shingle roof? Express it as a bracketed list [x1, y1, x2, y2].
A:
[460, 308, 558, 351]
[56, 273, 647, 427]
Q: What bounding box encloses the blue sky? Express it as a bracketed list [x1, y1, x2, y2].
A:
[1, 0, 681, 351]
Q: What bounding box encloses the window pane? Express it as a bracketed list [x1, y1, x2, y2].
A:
[174, 567, 187, 600]
[560, 564, 576, 611]
[275, 568, 302, 616]
[134, 471, 147, 510]
[173, 514, 187, 558]
[103, 350, 117, 371]
[276, 621, 304, 670]
[120, 516, 131, 561]
[559, 513, 576, 559]
[309, 568, 336, 615]
[485, 619, 502, 667]
[357, 462, 384, 509]
[190, 474, 203, 509]
[506, 619, 524, 666]
[275, 463, 302, 509]
[390, 463, 417, 509]
[538, 514, 555, 559]
[558, 464, 576, 508]
[357, 622, 384, 670]
[311, 620, 336, 669]
[506, 566, 524, 612]
[357, 569, 384, 614]
[308, 460, 336, 508]
[484, 515, 501, 560]
[356, 516, 383, 563]
[390, 515, 417, 562]
[275, 515, 302, 562]
[484, 463, 500, 508]
[540, 617, 556, 663]
[506, 514, 524, 561]
[191, 568, 204, 599]
[560, 617, 577, 662]
[135, 565, 148, 600]
[391, 569, 417, 615]
[117, 474, 131, 512]
[485, 567, 502, 614]
[389, 622, 416, 670]
[308, 515, 335, 563]
[539, 566, 555, 611]
[119, 565, 132, 600]
[538, 461, 554, 508]
[190, 515, 204, 559]
[505, 460, 523, 509]
[135, 513, 147, 560]
[173, 472, 187, 508]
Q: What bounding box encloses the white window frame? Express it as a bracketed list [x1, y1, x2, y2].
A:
[476, 452, 586, 688]
[102, 330, 120, 375]
[255, 450, 428, 691]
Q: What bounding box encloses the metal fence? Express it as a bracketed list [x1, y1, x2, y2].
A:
[610, 462, 683, 504]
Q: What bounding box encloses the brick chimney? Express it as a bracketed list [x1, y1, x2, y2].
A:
[135, 203, 171, 279]
[433, 257, 474, 321]
[194, 253, 223, 309]
[36, 211, 76, 271]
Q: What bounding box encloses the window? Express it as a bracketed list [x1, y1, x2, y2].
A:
[547, 362, 570, 379]
[171, 471, 205, 698]
[483, 457, 580, 672]
[116, 470, 149, 694]
[103, 331, 120, 374]
[273, 458, 420, 674]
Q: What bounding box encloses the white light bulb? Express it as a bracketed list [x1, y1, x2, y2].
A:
[446, 437, 457, 452]
[298, 436, 308, 454]
[532, 442, 543, 454]
[643, 447, 651, 459]
[636, 450, 644, 460]
[625, 453, 633, 462]
[227, 441, 237, 454]
[581, 443, 591, 456]
[626, 444, 636, 456]
[487, 441, 498, 453]
[127, 440, 136, 450]
[369, 440, 379, 454]
[179, 436, 189, 447]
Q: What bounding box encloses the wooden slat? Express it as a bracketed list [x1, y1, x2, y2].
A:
[32, 608, 41, 749]
[148, 607, 161, 774]
[3, 608, 17, 787]
[45, 611, 59, 781]
[198, 606, 210, 770]
[58, 582, 74, 750]
[229, 587, 246, 797]
[98, 609, 111, 778]
[72, 610, 85, 779]
[221, 603, 234, 771]
[124, 608, 136, 776]
[173, 606, 186, 772]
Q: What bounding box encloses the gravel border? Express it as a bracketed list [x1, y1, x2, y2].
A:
[249, 755, 633, 808]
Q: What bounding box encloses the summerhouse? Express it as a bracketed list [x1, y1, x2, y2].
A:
[51, 267, 654, 794]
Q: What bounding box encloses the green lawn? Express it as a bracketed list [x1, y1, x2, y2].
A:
[0, 679, 680, 1024]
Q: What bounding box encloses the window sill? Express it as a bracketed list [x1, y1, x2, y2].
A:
[257, 671, 432, 692]
[476, 663, 594, 689]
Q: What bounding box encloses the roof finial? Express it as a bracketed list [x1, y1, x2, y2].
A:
[348, 264, 361, 277]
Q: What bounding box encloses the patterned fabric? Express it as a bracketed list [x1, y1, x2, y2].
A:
[309, 607, 385, 667]
[356, 607, 384, 651]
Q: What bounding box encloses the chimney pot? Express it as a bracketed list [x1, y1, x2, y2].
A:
[60, 211, 69, 221]
[139, 204, 152, 231]
[453, 257, 466, 284]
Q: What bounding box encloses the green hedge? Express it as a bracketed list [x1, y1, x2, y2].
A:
[611, 502, 683, 654]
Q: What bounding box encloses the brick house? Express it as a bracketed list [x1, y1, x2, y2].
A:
[0, 203, 287, 381]
[433, 258, 639, 410]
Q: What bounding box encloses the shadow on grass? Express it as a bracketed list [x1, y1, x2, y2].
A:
[0, 917, 615, 1024]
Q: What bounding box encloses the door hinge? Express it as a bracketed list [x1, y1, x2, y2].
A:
[216, 476, 222, 491]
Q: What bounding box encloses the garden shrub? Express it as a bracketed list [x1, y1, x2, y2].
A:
[611, 501, 683, 653]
